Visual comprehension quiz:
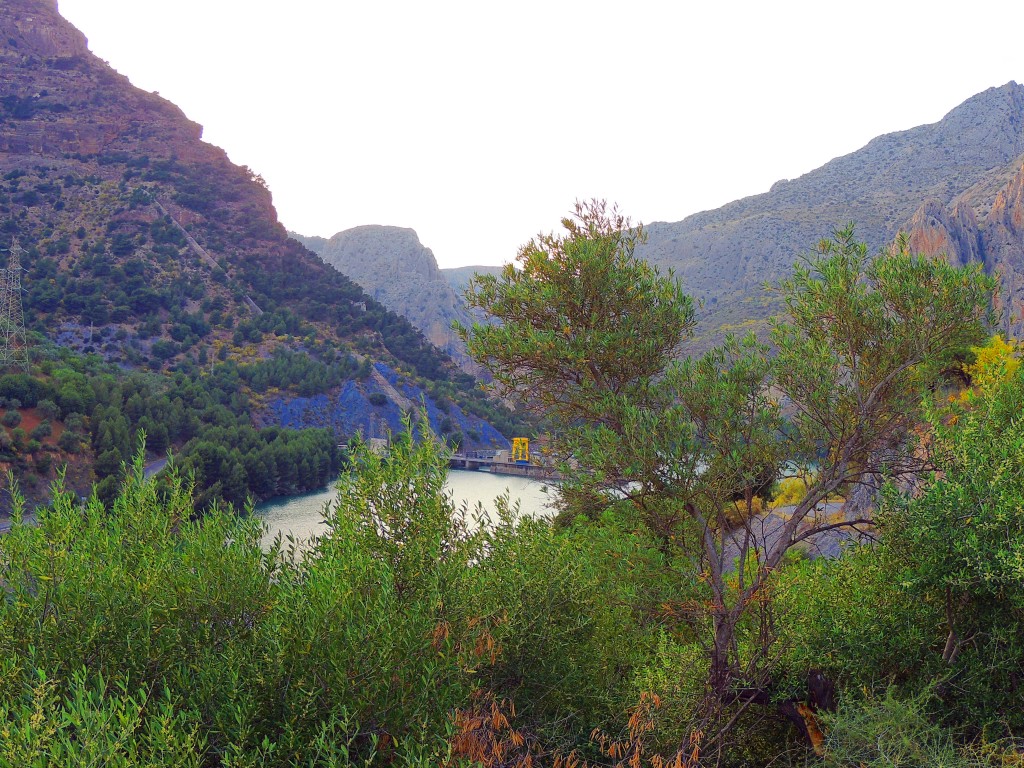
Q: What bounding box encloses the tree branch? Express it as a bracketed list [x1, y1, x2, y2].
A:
[789, 517, 875, 547]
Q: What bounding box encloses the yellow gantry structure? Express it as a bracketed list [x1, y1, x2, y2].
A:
[511, 437, 530, 463]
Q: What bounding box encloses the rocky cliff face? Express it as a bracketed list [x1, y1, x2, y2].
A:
[984, 165, 1024, 332]
[904, 200, 983, 268]
[293, 226, 479, 369]
[638, 82, 1024, 346]
[904, 161, 1024, 336]
[0, 1, 217, 163]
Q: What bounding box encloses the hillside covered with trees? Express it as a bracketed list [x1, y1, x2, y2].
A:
[0, 0, 525, 507]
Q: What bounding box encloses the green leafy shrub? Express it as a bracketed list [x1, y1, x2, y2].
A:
[36, 398, 60, 420]
[821, 690, 987, 768]
[777, 365, 1024, 736]
[30, 420, 51, 441]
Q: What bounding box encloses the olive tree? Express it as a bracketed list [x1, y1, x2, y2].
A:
[459, 203, 996, 755]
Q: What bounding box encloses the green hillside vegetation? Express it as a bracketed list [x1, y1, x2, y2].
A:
[0, 333, 523, 513]
[1, 205, 1022, 766]
[2, 160, 450, 382]
[0, 344, 345, 510]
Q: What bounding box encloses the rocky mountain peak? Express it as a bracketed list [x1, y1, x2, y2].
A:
[323, 225, 444, 283]
[292, 226, 476, 369]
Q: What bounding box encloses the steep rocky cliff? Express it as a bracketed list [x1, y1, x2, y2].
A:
[638, 82, 1024, 346]
[293, 226, 478, 369]
[905, 160, 1024, 336]
[0, 1, 222, 166]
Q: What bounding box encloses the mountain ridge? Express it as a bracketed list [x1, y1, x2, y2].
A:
[637, 81, 1024, 343]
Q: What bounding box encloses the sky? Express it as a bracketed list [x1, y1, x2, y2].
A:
[56, 0, 1024, 269]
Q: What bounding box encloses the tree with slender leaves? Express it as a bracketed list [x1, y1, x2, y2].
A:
[460, 204, 997, 758]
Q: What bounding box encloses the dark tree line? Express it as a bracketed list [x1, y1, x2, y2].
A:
[0, 350, 342, 509]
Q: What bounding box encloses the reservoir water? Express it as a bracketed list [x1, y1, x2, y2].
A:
[256, 469, 558, 548]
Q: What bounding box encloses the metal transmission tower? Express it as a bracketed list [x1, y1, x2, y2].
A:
[0, 240, 29, 371]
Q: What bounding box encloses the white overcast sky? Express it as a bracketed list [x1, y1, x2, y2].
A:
[56, 0, 1024, 269]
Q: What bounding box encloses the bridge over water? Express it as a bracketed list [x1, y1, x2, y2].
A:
[449, 450, 561, 480]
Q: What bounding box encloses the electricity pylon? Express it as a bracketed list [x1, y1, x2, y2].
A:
[0, 240, 29, 371]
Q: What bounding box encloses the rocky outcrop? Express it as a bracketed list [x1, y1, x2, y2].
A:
[265, 362, 509, 450]
[981, 163, 1024, 333]
[905, 199, 984, 268]
[0, 0, 210, 161]
[902, 160, 1024, 337]
[3, 0, 86, 59]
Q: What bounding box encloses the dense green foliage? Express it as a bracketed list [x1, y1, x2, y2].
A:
[235, 348, 359, 396]
[460, 200, 696, 421]
[459, 205, 1008, 763]
[777, 361, 1024, 738]
[0, 425, 676, 766]
[2, 373, 1023, 766]
[0, 348, 342, 508]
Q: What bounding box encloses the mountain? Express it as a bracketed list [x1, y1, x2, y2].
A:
[637, 82, 1024, 344]
[0, 0, 518, 507]
[292, 227, 512, 372]
[299, 85, 1024, 355]
[291, 226, 475, 368]
[0, 0, 510, 392]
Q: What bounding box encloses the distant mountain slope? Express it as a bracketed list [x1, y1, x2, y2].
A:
[639, 82, 1024, 344]
[293, 226, 478, 369]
